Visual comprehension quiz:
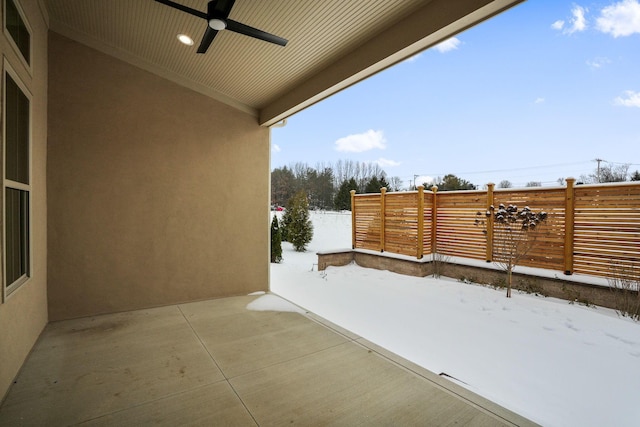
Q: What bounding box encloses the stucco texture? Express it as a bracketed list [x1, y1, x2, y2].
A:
[47, 33, 270, 321]
[0, 0, 49, 402]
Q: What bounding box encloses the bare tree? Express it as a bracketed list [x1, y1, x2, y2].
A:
[388, 176, 403, 191]
[475, 204, 548, 297]
[498, 180, 513, 188]
[581, 162, 630, 183]
[526, 181, 542, 187]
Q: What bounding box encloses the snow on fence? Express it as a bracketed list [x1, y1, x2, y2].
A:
[350, 179, 640, 280]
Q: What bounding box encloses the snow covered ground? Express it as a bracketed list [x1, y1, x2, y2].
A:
[267, 211, 640, 427]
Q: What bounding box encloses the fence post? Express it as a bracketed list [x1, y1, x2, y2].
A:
[417, 186, 424, 259]
[486, 183, 495, 262]
[564, 177, 575, 275]
[431, 185, 438, 256]
[380, 187, 387, 252]
[350, 190, 356, 249]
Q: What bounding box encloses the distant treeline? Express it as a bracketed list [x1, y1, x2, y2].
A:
[271, 161, 640, 210]
[271, 160, 402, 210]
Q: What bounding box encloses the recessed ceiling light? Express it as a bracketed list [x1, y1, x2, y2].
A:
[177, 34, 194, 46]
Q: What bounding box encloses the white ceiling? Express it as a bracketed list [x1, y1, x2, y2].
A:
[42, 0, 524, 125]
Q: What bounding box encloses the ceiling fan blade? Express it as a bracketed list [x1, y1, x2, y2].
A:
[197, 26, 218, 54]
[210, 0, 236, 18]
[226, 19, 287, 46]
[154, 0, 207, 20]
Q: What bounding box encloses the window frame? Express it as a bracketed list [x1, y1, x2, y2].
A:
[3, 0, 32, 74]
[2, 59, 32, 300]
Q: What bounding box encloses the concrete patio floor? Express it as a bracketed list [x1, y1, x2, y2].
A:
[0, 294, 537, 426]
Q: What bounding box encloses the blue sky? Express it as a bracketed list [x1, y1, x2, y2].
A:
[271, 0, 640, 189]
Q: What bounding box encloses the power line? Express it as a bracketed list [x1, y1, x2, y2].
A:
[410, 160, 593, 180]
[604, 160, 640, 166]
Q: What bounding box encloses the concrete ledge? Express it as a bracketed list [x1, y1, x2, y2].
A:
[317, 250, 622, 310]
[316, 249, 354, 271]
[318, 249, 434, 277]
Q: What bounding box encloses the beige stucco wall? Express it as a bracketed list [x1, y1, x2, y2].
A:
[0, 0, 48, 402]
[47, 32, 270, 321]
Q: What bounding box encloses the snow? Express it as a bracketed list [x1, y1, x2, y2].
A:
[267, 211, 640, 427]
[246, 293, 306, 314]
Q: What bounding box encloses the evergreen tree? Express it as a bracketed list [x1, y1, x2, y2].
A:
[270, 215, 283, 263]
[271, 166, 296, 207]
[431, 174, 477, 191]
[314, 167, 335, 210]
[364, 176, 382, 193]
[282, 191, 314, 252]
[631, 170, 640, 181]
[334, 178, 358, 211]
[364, 175, 389, 193]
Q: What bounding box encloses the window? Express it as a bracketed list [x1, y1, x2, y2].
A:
[4, 0, 31, 65]
[4, 68, 31, 294]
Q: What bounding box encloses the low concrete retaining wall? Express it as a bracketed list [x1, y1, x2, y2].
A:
[317, 250, 621, 310]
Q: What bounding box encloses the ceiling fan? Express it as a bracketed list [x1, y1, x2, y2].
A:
[155, 0, 288, 53]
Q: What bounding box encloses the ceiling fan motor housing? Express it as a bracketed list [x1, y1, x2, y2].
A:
[209, 18, 226, 30]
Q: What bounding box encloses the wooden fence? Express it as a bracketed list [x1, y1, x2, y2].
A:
[350, 179, 640, 280]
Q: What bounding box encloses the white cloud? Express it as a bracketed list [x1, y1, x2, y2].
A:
[567, 5, 588, 33]
[614, 90, 640, 107]
[534, 97, 545, 104]
[596, 0, 640, 37]
[272, 143, 281, 152]
[554, 5, 588, 34]
[586, 56, 612, 68]
[334, 130, 386, 153]
[375, 158, 401, 167]
[433, 37, 461, 53]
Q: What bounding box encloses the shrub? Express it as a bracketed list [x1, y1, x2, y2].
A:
[608, 261, 640, 321]
[432, 252, 450, 279]
[282, 190, 314, 252]
[270, 215, 283, 263]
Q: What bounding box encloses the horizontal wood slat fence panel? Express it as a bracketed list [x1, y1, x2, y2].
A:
[384, 191, 420, 257]
[573, 183, 640, 280]
[436, 190, 487, 261]
[492, 187, 566, 272]
[351, 181, 640, 280]
[353, 193, 381, 252]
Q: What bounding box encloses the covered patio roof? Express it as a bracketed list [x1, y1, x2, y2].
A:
[43, 0, 524, 125]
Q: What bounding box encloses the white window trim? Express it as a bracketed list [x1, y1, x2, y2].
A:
[2, 0, 33, 76]
[2, 58, 33, 301]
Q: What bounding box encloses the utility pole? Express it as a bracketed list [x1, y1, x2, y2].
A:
[413, 174, 419, 190]
[594, 158, 604, 183]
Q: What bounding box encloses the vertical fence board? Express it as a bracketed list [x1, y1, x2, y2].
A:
[350, 190, 356, 249]
[564, 178, 576, 274]
[422, 189, 433, 255]
[485, 183, 494, 262]
[417, 186, 424, 259]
